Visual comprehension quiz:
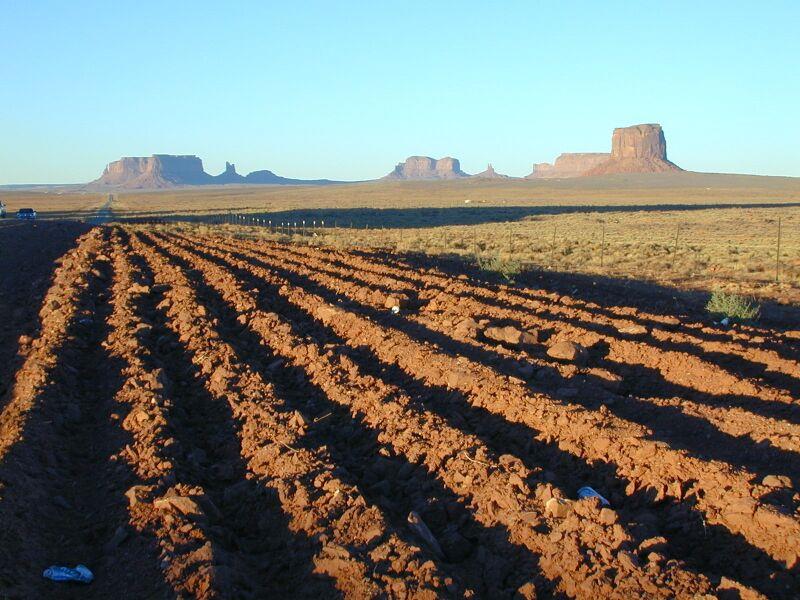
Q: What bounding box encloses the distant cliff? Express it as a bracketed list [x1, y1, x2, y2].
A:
[384, 156, 469, 180]
[586, 124, 681, 175]
[472, 164, 511, 179]
[89, 155, 340, 189]
[528, 124, 681, 179]
[93, 155, 212, 188]
[526, 153, 610, 179]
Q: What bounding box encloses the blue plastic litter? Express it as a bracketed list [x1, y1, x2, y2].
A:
[42, 564, 94, 584]
[577, 486, 610, 506]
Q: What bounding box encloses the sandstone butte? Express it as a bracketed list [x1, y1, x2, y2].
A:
[90, 155, 337, 189]
[526, 153, 610, 179]
[586, 123, 682, 175]
[383, 156, 469, 180]
[472, 164, 511, 179]
[528, 123, 682, 178]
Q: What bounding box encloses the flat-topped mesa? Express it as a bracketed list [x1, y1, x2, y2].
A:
[92, 155, 212, 188]
[384, 156, 469, 180]
[586, 123, 682, 175]
[526, 153, 610, 179]
[89, 154, 341, 188]
[472, 163, 511, 179]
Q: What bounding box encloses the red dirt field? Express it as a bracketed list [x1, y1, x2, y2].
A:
[0, 223, 798, 599]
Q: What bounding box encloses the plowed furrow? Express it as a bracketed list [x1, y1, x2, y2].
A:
[289, 243, 800, 397]
[153, 232, 729, 598]
[0, 229, 166, 598]
[241, 240, 800, 456]
[0, 221, 92, 407]
[125, 239, 342, 599]
[250, 241, 800, 440]
[233, 237, 800, 476]
[142, 234, 555, 596]
[346, 247, 798, 358]
[0, 228, 106, 460]
[185, 234, 798, 597]
[105, 228, 229, 598]
[130, 231, 457, 599]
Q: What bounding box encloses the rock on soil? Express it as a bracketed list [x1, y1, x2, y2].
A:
[546, 340, 588, 365]
[484, 325, 539, 346]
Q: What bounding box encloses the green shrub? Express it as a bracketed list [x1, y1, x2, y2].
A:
[476, 253, 524, 283]
[706, 291, 760, 321]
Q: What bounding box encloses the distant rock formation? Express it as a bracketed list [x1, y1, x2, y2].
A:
[213, 162, 246, 184]
[384, 156, 469, 180]
[525, 124, 681, 179]
[92, 155, 212, 189]
[89, 154, 340, 189]
[526, 153, 610, 179]
[472, 164, 510, 179]
[586, 124, 681, 175]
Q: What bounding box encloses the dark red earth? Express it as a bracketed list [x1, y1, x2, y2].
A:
[0, 222, 798, 599]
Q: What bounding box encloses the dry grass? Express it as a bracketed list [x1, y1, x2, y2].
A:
[3, 173, 799, 303]
[142, 201, 800, 305]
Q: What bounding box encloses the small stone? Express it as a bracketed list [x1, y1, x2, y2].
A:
[154, 495, 204, 517]
[588, 368, 623, 392]
[599, 508, 618, 525]
[516, 581, 538, 599]
[125, 485, 148, 507]
[129, 283, 151, 295]
[545, 497, 573, 519]
[546, 341, 588, 365]
[761, 474, 793, 489]
[315, 305, 343, 324]
[616, 324, 648, 336]
[484, 325, 538, 346]
[453, 318, 480, 339]
[383, 294, 408, 310]
[617, 550, 639, 571]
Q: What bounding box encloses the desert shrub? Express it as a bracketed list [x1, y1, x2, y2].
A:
[476, 253, 524, 283]
[706, 291, 760, 321]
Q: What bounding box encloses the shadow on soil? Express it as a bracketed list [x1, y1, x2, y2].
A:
[105, 201, 800, 231]
[140, 232, 552, 597]
[0, 243, 168, 598]
[126, 233, 340, 598]
[0, 221, 94, 406]
[157, 232, 799, 598]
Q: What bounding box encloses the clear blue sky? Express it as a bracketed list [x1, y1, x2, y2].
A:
[1, 0, 799, 183]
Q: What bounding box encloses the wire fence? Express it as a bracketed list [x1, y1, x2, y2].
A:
[115, 209, 798, 289]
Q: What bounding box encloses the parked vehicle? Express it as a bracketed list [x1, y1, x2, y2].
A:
[16, 208, 37, 220]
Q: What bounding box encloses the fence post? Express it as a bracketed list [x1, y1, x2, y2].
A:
[600, 221, 606, 269]
[775, 217, 782, 283]
[549, 225, 557, 269]
[673, 225, 680, 259]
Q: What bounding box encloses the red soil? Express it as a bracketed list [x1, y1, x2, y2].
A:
[0, 224, 797, 599]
